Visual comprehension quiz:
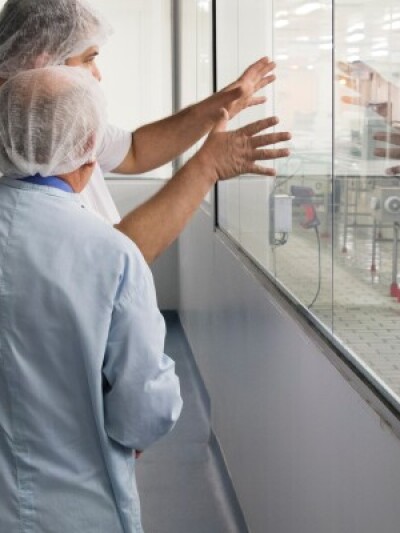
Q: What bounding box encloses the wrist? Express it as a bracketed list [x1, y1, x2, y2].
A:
[190, 149, 219, 187]
[191, 96, 220, 130]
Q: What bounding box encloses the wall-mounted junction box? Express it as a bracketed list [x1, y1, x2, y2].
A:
[269, 194, 293, 245]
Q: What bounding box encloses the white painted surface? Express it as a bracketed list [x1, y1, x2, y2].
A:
[107, 179, 179, 310]
[95, 0, 173, 179]
[178, 207, 400, 533]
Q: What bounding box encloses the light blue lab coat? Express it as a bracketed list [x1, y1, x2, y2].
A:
[0, 178, 183, 533]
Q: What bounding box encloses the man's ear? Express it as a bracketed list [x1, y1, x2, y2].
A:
[82, 160, 96, 172]
[34, 52, 51, 68]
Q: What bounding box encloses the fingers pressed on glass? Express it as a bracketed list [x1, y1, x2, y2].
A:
[253, 148, 290, 161]
[258, 75, 276, 90]
[251, 132, 291, 148]
[254, 57, 272, 70]
[249, 164, 277, 176]
[241, 60, 275, 83]
[242, 116, 279, 136]
[248, 96, 267, 108]
[259, 60, 276, 74]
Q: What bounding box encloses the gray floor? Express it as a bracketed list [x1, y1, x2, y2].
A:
[135, 312, 247, 533]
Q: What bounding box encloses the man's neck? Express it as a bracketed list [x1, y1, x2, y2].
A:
[58, 163, 95, 192]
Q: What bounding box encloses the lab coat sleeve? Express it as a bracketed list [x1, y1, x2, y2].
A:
[102, 260, 183, 451]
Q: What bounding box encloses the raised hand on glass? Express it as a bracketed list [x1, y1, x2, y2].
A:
[197, 110, 291, 180]
[200, 57, 276, 125]
[220, 57, 276, 119]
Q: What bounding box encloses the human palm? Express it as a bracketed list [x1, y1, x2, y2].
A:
[222, 57, 276, 119]
[207, 57, 276, 125]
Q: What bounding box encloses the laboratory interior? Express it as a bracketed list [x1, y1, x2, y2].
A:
[16, 0, 400, 531]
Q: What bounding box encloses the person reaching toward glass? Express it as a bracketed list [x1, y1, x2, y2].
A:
[0, 0, 291, 263]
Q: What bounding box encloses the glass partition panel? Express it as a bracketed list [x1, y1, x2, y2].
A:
[217, 0, 400, 411]
[273, 0, 334, 328]
[334, 0, 400, 404]
[217, 0, 276, 264]
[217, 0, 334, 323]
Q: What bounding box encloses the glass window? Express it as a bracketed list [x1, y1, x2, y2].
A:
[217, 0, 400, 410]
[334, 0, 400, 404]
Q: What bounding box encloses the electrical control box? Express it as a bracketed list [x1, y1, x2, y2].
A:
[269, 194, 293, 245]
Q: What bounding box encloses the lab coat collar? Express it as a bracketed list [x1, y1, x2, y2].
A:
[0, 176, 82, 203]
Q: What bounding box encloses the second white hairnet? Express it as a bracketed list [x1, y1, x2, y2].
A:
[0, 66, 107, 177]
[0, 0, 112, 78]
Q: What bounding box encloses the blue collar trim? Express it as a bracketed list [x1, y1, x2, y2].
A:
[20, 174, 73, 193]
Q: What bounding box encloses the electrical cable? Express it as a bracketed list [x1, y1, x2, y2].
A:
[307, 225, 322, 310]
[273, 155, 303, 192]
[274, 233, 288, 246]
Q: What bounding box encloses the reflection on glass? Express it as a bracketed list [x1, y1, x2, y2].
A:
[334, 0, 400, 404]
[217, 0, 400, 410]
[273, 0, 333, 329]
[217, 0, 277, 268]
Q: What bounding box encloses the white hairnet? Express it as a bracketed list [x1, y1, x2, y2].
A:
[0, 0, 112, 78]
[0, 65, 107, 177]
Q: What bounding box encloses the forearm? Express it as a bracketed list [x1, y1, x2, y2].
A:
[118, 57, 275, 175]
[132, 99, 217, 174]
[116, 105, 291, 263]
[115, 153, 217, 263]
[133, 91, 225, 174]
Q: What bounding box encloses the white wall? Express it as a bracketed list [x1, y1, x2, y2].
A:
[178, 207, 400, 533]
[108, 179, 179, 310]
[97, 1, 178, 307]
[99, 0, 178, 309]
[95, 0, 172, 131]
[95, 0, 173, 179]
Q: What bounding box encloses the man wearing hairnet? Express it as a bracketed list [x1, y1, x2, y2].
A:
[0, 0, 291, 264]
[0, 65, 183, 533]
